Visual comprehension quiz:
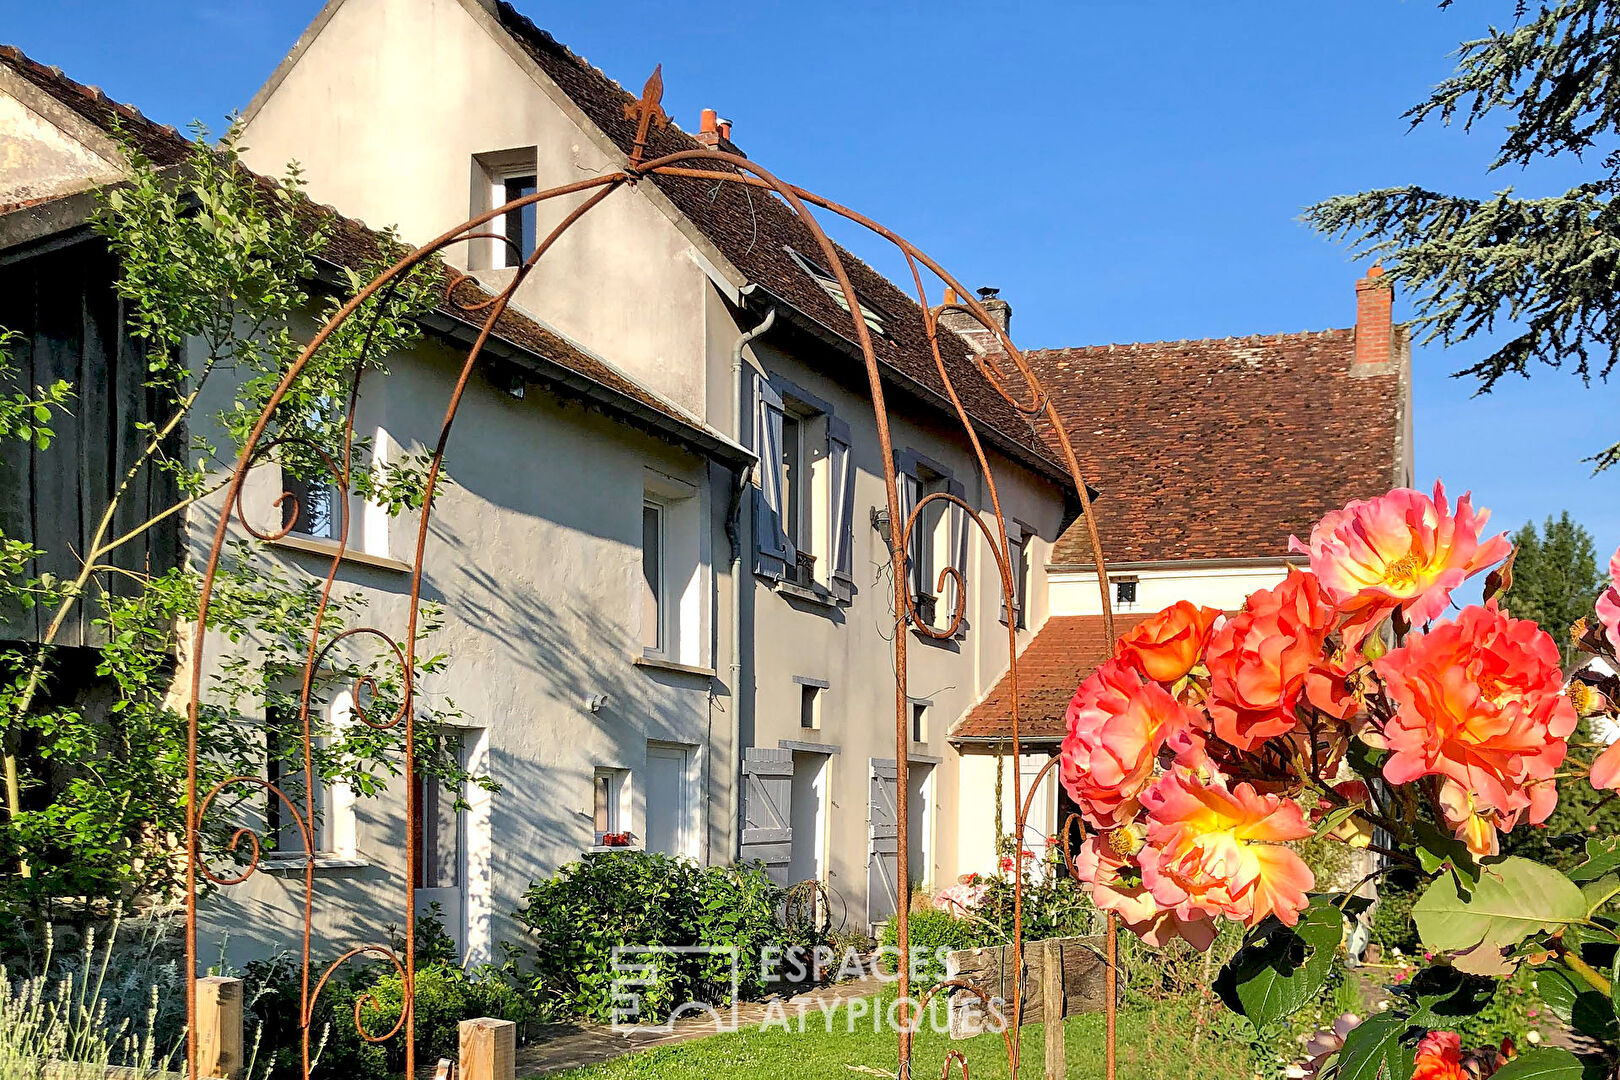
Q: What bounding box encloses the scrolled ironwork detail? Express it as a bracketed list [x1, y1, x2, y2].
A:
[184, 70, 1122, 1080]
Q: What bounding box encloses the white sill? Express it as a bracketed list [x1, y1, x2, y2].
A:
[270, 533, 412, 573]
[586, 845, 643, 855]
[260, 856, 370, 873]
[633, 654, 717, 679]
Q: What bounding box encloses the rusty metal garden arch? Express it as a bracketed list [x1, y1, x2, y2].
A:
[184, 69, 1119, 1080]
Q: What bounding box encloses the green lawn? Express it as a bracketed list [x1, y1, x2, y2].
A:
[552, 997, 1251, 1080]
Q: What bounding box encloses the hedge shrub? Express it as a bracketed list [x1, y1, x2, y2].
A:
[514, 852, 804, 1023]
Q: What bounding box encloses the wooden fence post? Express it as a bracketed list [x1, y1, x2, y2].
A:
[195, 976, 243, 1079]
[459, 1017, 516, 1080]
[1043, 939, 1065, 1080]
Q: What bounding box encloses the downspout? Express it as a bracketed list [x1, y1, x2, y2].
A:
[726, 305, 775, 859]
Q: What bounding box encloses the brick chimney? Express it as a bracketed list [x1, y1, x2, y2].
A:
[938, 286, 1011, 355]
[697, 108, 720, 148]
[1354, 265, 1393, 368]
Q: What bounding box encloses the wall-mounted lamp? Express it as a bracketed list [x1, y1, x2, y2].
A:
[585, 694, 608, 713]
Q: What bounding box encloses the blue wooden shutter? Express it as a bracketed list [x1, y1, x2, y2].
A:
[753, 374, 793, 579]
[946, 478, 969, 636]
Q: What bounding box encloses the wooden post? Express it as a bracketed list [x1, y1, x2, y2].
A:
[1043, 939, 1065, 1080]
[195, 976, 243, 1079]
[459, 1017, 516, 1080]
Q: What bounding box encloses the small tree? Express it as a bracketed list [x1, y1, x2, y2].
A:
[1307, 0, 1620, 466]
[0, 125, 483, 926]
[1503, 511, 1605, 665]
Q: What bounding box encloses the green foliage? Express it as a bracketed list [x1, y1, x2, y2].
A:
[1502, 722, 1620, 874]
[1413, 856, 1588, 954]
[878, 907, 994, 988]
[248, 954, 532, 1080]
[0, 330, 73, 453]
[1505, 513, 1605, 665]
[513, 853, 799, 1023]
[1305, 0, 1620, 467]
[0, 117, 461, 926]
[1369, 882, 1422, 954]
[1215, 899, 1345, 1032]
[0, 911, 186, 1078]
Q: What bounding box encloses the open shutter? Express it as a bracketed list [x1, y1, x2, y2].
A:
[897, 465, 921, 601]
[867, 758, 901, 932]
[827, 417, 856, 602]
[752, 374, 793, 579]
[999, 520, 1026, 624]
[945, 479, 969, 636]
[740, 747, 793, 883]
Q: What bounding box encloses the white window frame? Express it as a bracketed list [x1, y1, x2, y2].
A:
[640, 470, 708, 667]
[264, 679, 358, 861]
[640, 498, 667, 656]
[644, 741, 700, 860]
[592, 766, 632, 848]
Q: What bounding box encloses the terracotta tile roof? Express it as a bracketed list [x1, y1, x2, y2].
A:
[487, 2, 1067, 483]
[1029, 329, 1408, 567]
[951, 613, 1151, 743]
[0, 45, 738, 460]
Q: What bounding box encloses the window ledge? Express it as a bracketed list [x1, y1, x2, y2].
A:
[633, 654, 717, 679]
[586, 845, 644, 855]
[270, 534, 413, 573]
[775, 581, 840, 609]
[260, 856, 370, 873]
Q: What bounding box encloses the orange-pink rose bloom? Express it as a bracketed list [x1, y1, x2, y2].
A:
[1596, 544, 1620, 653]
[1294, 481, 1510, 649]
[1373, 604, 1574, 832]
[1115, 601, 1223, 684]
[1203, 568, 1335, 751]
[1138, 770, 1316, 928]
[1412, 1032, 1468, 1080]
[1590, 739, 1620, 791]
[1071, 834, 1218, 949]
[1060, 659, 1201, 829]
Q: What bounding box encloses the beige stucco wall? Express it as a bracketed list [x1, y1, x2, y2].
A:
[239, 0, 714, 416]
[1048, 561, 1291, 616]
[955, 750, 1061, 884]
[0, 77, 125, 208]
[188, 321, 733, 968]
[745, 338, 1063, 928]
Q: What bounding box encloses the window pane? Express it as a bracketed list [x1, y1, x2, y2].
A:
[504, 175, 538, 266]
[419, 734, 463, 888]
[282, 474, 336, 539]
[641, 504, 662, 651]
[594, 775, 612, 835]
[800, 685, 818, 730]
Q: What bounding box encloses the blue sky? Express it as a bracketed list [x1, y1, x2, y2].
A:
[8, 1, 1619, 560]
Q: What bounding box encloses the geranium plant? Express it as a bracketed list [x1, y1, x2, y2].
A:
[1061, 482, 1620, 1079]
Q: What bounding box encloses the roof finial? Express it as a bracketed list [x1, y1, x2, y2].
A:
[623, 64, 668, 171]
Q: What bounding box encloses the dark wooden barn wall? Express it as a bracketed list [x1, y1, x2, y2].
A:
[0, 238, 180, 647]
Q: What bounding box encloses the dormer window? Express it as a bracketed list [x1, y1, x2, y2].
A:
[472, 148, 538, 269]
[785, 247, 886, 336]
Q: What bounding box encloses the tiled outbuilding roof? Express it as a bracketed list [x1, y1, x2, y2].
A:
[486, 2, 1069, 484]
[950, 613, 1151, 744]
[0, 45, 744, 464]
[1029, 327, 1409, 567]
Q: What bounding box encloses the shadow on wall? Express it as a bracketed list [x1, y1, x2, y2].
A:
[197, 521, 726, 972]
